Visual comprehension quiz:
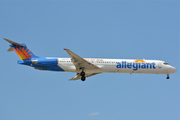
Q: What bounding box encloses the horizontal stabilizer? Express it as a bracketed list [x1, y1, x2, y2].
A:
[3, 38, 24, 46]
[7, 47, 14, 52]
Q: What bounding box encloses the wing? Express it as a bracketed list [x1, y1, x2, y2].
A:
[64, 49, 101, 80]
[64, 49, 100, 71]
[69, 73, 100, 80]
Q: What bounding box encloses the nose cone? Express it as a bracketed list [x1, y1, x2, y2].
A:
[170, 67, 177, 73]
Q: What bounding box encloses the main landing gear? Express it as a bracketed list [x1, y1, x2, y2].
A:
[167, 74, 170, 79]
[80, 71, 86, 81]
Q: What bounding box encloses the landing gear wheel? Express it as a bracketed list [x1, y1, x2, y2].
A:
[81, 76, 86, 81]
[80, 71, 85, 76]
[80, 71, 86, 81]
[167, 74, 170, 79]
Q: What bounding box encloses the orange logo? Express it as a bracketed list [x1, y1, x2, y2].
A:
[12, 46, 33, 60]
[135, 60, 145, 63]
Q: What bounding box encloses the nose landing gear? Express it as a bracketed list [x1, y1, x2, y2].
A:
[167, 74, 170, 79]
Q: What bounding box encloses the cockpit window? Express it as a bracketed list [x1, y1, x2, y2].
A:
[164, 62, 169, 65]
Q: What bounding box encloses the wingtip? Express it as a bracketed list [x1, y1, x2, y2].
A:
[3, 38, 8, 41]
[64, 48, 67, 50]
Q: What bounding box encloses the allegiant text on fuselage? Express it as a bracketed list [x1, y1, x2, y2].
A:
[116, 61, 156, 71]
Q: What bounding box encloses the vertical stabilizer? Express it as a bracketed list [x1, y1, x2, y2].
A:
[4, 38, 39, 60]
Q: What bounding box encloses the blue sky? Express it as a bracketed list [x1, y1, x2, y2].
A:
[0, 1, 179, 120]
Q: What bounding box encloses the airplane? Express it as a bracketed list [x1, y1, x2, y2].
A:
[4, 38, 177, 81]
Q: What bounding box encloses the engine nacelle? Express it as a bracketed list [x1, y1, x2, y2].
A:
[31, 58, 58, 66]
[32, 59, 38, 65]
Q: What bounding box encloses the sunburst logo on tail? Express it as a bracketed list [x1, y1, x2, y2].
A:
[4, 38, 39, 60]
[12, 45, 33, 60]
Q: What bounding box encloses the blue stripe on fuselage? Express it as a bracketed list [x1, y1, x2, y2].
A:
[18, 58, 64, 71]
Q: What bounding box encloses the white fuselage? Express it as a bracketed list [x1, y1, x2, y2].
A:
[5, 38, 177, 80]
[57, 58, 177, 74]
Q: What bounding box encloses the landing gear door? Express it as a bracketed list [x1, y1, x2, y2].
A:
[158, 63, 162, 68]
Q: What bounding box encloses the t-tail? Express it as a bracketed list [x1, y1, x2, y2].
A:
[4, 38, 39, 60]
